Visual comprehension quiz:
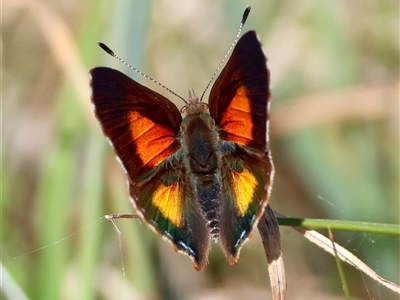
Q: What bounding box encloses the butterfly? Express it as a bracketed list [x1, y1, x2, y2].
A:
[90, 9, 274, 271]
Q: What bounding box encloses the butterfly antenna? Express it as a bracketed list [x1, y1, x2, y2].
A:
[199, 6, 251, 102]
[98, 42, 188, 104]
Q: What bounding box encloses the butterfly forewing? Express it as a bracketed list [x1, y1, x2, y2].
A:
[90, 67, 182, 181]
[209, 31, 270, 152]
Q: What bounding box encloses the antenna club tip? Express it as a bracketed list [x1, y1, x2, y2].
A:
[242, 6, 251, 23]
[98, 42, 115, 56]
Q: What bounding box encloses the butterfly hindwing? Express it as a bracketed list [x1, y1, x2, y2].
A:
[209, 31, 274, 261]
[219, 146, 274, 263]
[129, 160, 210, 270]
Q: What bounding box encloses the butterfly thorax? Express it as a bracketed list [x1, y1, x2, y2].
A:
[179, 106, 222, 241]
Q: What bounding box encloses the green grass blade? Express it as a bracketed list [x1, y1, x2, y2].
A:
[277, 217, 400, 235]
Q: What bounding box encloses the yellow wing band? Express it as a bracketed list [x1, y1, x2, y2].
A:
[152, 181, 184, 227]
[231, 167, 257, 216]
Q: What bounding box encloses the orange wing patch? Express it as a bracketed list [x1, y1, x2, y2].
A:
[230, 167, 257, 216]
[128, 111, 176, 168]
[152, 181, 184, 227]
[219, 86, 254, 146]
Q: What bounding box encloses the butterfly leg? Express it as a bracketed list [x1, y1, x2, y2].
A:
[105, 213, 139, 219]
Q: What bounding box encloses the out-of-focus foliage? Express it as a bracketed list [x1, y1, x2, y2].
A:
[3, 0, 399, 299]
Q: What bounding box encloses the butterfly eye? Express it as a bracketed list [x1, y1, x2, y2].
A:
[181, 105, 188, 115]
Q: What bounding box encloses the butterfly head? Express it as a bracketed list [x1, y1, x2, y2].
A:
[180, 89, 209, 118]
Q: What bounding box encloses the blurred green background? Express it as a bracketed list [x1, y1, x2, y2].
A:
[3, 0, 399, 299]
